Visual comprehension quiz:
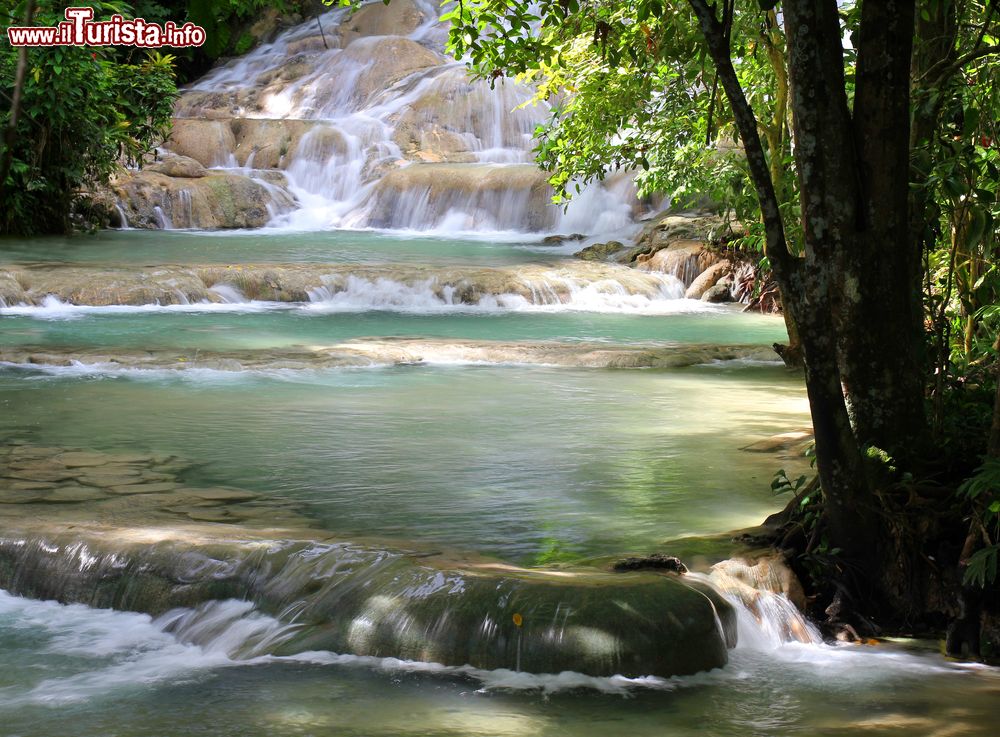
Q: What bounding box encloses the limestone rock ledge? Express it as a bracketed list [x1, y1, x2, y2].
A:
[111, 165, 296, 230]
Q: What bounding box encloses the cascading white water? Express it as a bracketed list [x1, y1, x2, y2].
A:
[167, 0, 643, 237]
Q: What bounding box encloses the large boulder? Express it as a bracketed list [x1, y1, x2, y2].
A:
[336, 0, 427, 44]
[165, 119, 237, 167]
[112, 169, 295, 230]
[701, 284, 733, 303]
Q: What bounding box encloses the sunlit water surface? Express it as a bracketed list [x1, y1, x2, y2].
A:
[0, 229, 994, 735]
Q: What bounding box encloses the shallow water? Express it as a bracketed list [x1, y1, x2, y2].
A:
[2, 223, 995, 732]
[0, 363, 807, 563]
[0, 306, 786, 351]
[0, 227, 580, 267]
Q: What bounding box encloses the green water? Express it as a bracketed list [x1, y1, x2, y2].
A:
[0, 309, 786, 352]
[0, 363, 807, 562]
[0, 229, 569, 266]
[1, 228, 994, 735]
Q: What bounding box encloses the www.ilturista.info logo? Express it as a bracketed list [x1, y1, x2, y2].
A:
[6, 7, 206, 47]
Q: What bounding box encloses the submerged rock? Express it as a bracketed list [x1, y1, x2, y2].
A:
[0, 341, 782, 372]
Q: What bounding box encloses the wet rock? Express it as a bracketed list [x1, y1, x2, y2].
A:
[741, 430, 814, 454]
[635, 210, 735, 252]
[164, 119, 236, 168]
[339, 37, 442, 107]
[574, 241, 626, 262]
[144, 155, 208, 178]
[5, 470, 78, 483]
[112, 170, 295, 230]
[184, 508, 237, 523]
[189, 487, 260, 502]
[0, 529, 736, 678]
[337, 0, 425, 44]
[44, 486, 111, 503]
[371, 163, 554, 231]
[107, 482, 179, 495]
[701, 284, 733, 303]
[633, 240, 722, 286]
[390, 66, 536, 165]
[78, 471, 143, 488]
[229, 118, 343, 169]
[684, 260, 732, 300]
[612, 554, 689, 573]
[542, 233, 586, 245]
[0, 489, 49, 503]
[0, 271, 27, 306]
[7, 480, 56, 491]
[57, 452, 111, 468]
[712, 555, 808, 612]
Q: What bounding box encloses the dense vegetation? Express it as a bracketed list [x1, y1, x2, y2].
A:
[0, 1, 177, 234]
[0, 0, 317, 235]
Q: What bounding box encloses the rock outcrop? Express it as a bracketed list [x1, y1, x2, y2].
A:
[111, 169, 296, 230]
[575, 211, 738, 297]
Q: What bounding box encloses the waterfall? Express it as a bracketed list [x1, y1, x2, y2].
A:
[160, 0, 644, 236]
[0, 531, 737, 679]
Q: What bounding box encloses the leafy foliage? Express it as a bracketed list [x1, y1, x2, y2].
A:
[959, 458, 1000, 586]
[0, 2, 178, 235]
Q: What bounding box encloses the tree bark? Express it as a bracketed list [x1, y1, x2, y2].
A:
[846, 0, 927, 458]
[690, 0, 877, 566]
[781, 0, 880, 564]
[990, 337, 1000, 459]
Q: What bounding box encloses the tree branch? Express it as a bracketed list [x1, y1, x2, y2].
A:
[687, 0, 792, 274]
[931, 43, 1000, 87]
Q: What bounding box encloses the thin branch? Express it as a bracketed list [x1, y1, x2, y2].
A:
[931, 43, 1000, 87]
[687, 0, 792, 272]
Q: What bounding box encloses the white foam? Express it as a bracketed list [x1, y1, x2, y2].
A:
[0, 279, 726, 319]
[0, 587, 979, 707]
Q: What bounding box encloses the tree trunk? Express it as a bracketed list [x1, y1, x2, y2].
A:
[0, 0, 37, 206]
[845, 0, 927, 459]
[990, 337, 1000, 458]
[781, 0, 880, 566]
